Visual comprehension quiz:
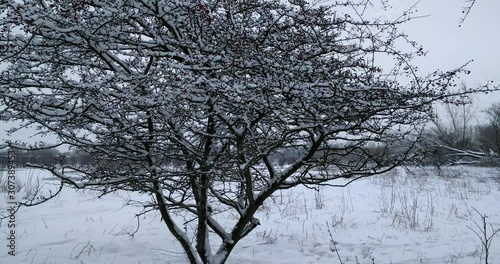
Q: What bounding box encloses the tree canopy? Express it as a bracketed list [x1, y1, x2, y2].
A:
[0, 0, 497, 263]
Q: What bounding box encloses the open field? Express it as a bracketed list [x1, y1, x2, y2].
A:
[1, 166, 499, 264]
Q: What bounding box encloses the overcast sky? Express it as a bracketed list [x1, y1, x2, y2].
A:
[1, 0, 499, 147]
[389, 0, 500, 114]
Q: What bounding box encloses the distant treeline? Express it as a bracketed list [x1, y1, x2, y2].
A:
[0, 149, 94, 168]
[0, 144, 395, 169]
[1, 133, 497, 170]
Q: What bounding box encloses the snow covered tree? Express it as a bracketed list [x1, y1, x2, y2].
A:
[0, 0, 496, 263]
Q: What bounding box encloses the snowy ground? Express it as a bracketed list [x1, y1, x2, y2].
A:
[1, 166, 499, 264]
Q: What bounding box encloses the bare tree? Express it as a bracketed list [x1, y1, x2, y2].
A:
[433, 101, 478, 150]
[423, 97, 482, 166]
[477, 103, 500, 158]
[0, 0, 496, 263]
[424, 99, 500, 167]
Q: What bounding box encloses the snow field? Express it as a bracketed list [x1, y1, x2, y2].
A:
[0, 166, 499, 264]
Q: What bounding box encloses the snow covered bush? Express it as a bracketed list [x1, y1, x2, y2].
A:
[0, 0, 496, 263]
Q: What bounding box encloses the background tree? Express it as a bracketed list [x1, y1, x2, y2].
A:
[0, 0, 496, 263]
[423, 99, 500, 167]
[476, 103, 500, 161]
[424, 97, 480, 166]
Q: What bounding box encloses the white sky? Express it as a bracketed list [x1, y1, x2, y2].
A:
[388, 0, 500, 117]
[1, 0, 499, 146]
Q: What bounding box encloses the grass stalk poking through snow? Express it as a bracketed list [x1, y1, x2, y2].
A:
[467, 208, 500, 264]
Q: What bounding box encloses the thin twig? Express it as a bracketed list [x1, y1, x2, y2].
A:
[326, 221, 343, 264]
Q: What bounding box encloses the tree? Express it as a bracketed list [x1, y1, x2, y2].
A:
[423, 100, 500, 167]
[0, 0, 496, 263]
[477, 103, 500, 157]
[433, 101, 478, 150]
[424, 97, 480, 166]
